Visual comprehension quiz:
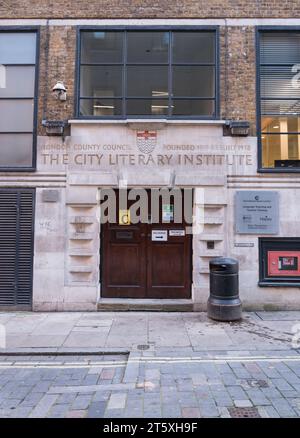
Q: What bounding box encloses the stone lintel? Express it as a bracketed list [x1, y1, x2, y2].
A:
[68, 172, 118, 186]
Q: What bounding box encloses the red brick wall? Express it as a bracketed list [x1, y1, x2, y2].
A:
[0, 0, 299, 19]
[36, 24, 257, 134]
[2, 1, 291, 134]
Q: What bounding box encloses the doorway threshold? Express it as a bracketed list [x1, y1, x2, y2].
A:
[97, 298, 194, 312]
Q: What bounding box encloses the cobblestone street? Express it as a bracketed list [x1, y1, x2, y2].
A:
[0, 351, 300, 418]
[0, 311, 300, 418]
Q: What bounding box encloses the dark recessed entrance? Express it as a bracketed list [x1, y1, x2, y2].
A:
[101, 189, 192, 299]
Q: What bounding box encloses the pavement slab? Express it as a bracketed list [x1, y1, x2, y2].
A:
[0, 311, 299, 417]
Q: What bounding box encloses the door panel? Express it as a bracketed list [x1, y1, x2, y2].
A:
[102, 222, 147, 298]
[101, 189, 192, 299]
[149, 244, 185, 286]
[147, 237, 191, 298]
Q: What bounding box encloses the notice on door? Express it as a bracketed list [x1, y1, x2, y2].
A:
[152, 230, 168, 241]
[162, 204, 174, 222]
[119, 209, 131, 225]
[169, 229, 185, 237]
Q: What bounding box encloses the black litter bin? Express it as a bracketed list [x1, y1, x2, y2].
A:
[207, 257, 242, 321]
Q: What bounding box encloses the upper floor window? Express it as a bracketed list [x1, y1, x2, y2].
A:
[259, 31, 300, 170]
[0, 31, 37, 169]
[78, 30, 217, 118]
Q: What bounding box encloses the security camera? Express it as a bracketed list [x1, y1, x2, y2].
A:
[53, 81, 67, 101]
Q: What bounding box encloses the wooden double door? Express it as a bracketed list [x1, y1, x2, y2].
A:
[101, 189, 192, 299]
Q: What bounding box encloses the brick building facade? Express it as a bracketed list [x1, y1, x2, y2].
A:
[1, 1, 300, 310]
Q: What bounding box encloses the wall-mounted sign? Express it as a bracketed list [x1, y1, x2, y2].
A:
[119, 209, 130, 225]
[169, 229, 185, 237]
[235, 191, 279, 234]
[259, 238, 300, 285]
[268, 251, 300, 277]
[152, 230, 168, 241]
[162, 204, 174, 222]
[234, 242, 255, 248]
[42, 189, 60, 203]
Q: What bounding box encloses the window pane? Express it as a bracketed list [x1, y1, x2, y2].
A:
[81, 31, 123, 63]
[78, 30, 217, 119]
[262, 134, 300, 168]
[80, 66, 123, 97]
[262, 116, 300, 133]
[127, 66, 168, 97]
[261, 66, 300, 99]
[173, 66, 215, 98]
[0, 66, 35, 97]
[80, 98, 122, 116]
[172, 99, 214, 116]
[173, 32, 215, 63]
[260, 32, 300, 64]
[0, 134, 33, 166]
[127, 99, 169, 116]
[0, 33, 36, 64]
[0, 100, 34, 132]
[261, 99, 300, 115]
[127, 32, 168, 63]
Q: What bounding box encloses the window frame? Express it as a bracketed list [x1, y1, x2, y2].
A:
[259, 237, 300, 287]
[256, 26, 300, 173]
[0, 26, 40, 172]
[75, 26, 219, 120]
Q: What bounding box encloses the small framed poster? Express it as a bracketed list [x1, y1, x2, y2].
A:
[162, 204, 174, 222]
[259, 238, 300, 286]
[268, 251, 300, 276]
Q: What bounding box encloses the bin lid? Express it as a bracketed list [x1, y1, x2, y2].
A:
[209, 257, 239, 273]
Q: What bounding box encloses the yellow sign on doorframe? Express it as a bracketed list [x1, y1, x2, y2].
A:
[119, 209, 131, 225]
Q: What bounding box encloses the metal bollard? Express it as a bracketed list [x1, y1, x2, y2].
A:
[207, 257, 242, 321]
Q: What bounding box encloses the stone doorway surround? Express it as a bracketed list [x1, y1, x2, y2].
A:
[31, 120, 257, 311]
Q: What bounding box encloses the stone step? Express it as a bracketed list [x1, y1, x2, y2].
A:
[69, 266, 93, 273]
[199, 234, 224, 241]
[69, 251, 94, 256]
[69, 216, 94, 224]
[199, 251, 224, 258]
[198, 266, 210, 274]
[97, 299, 194, 312]
[204, 217, 223, 224]
[69, 232, 94, 240]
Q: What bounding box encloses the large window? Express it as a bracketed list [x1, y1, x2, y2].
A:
[0, 30, 38, 169]
[259, 31, 300, 170]
[78, 30, 217, 118]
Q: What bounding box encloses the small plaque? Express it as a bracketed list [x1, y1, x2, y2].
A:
[152, 230, 168, 241]
[169, 229, 185, 237]
[234, 242, 255, 248]
[42, 189, 59, 203]
[235, 191, 279, 234]
[119, 209, 130, 225]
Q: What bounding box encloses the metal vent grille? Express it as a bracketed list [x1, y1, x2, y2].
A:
[228, 407, 261, 418]
[0, 189, 35, 307]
